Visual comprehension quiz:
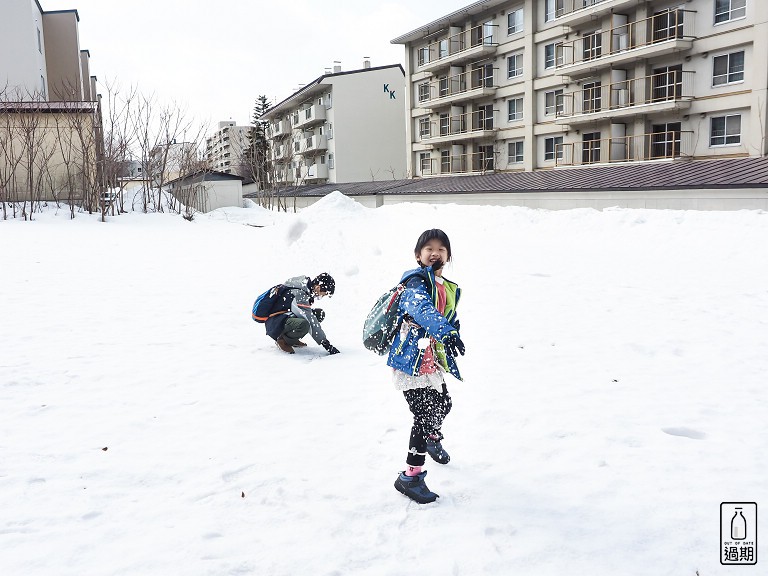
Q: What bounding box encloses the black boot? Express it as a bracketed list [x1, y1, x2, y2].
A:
[394, 470, 439, 504]
[426, 436, 450, 464]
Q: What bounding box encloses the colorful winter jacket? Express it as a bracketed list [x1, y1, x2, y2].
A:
[386, 266, 462, 381]
[265, 275, 328, 344]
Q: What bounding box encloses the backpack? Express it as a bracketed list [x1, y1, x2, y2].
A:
[252, 284, 291, 323]
[362, 274, 419, 355]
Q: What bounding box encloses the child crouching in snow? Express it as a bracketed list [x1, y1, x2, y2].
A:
[389, 229, 465, 504]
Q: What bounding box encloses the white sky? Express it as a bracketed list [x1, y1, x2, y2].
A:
[40, 0, 471, 128]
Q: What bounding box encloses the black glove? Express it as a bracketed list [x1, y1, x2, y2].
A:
[443, 332, 465, 356]
[321, 339, 340, 355]
[313, 308, 325, 323]
[452, 319, 461, 332]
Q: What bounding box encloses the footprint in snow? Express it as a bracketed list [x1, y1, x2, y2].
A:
[662, 427, 706, 440]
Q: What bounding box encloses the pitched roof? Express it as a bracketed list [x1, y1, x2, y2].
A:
[245, 157, 768, 199]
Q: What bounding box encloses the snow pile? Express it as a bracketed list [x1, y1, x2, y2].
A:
[1, 200, 767, 575]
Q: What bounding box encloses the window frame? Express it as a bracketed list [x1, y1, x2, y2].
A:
[544, 89, 564, 116]
[544, 136, 564, 161]
[507, 7, 524, 35]
[712, 50, 745, 87]
[508, 140, 524, 163]
[418, 117, 431, 138]
[507, 52, 524, 79]
[544, 42, 563, 69]
[714, 0, 747, 25]
[507, 96, 524, 122]
[710, 114, 742, 146]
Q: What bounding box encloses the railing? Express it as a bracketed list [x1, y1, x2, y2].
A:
[421, 151, 495, 175]
[270, 119, 291, 139]
[419, 67, 497, 105]
[556, 10, 695, 70]
[303, 135, 328, 155]
[557, 130, 694, 166]
[423, 109, 496, 140]
[559, 70, 694, 117]
[551, 0, 617, 20]
[294, 104, 326, 128]
[417, 23, 499, 69]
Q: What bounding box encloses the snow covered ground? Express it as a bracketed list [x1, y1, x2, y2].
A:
[2, 194, 767, 575]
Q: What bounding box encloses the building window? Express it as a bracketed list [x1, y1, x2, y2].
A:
[582, 82, 602, 113]
[544, 42, 563, 69]
[507, 52, 523, 79]
[508, 8, 523, 35]
[419, 152, 432, 174]
[417, 46, 429, 66]
[545, 89, 564, 116]
[439, 76, 449, 97]
[328, 123, 333, 139]
[651, 122, 682, 158]
[545, 0, 564, 22]
[583, 30, 602, 61]
[544, 136, 563, 161]
[582, 132, 601, 164]
[710, 114, 742, 146]
[476, 105, 494, 130]
[40, 75, 46, 99]
[507, 96, 523, 121]
[438, 38, 449, 59]
[713, 51, 745, 86]
[325, 93, 332, 108]
[419, 117, 431, 138]
[478, 145, 495, 170]
[715, 0, 747, 24]
[652, 65, 683, 101]
[328, 153, 334, 169]
[652, 9, 684, 42]
[418, 82, 430, 102]
[37, 28, 42, 53]
[441, 150, 451, 173]
[508, 140, 524, 163]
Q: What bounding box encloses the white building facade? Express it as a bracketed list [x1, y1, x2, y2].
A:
[392, 0, 767, 177]
[205, 121, 251, 175]
[262, 63, 407, 186]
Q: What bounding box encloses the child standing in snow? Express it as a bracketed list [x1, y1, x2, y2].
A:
[389, 229, 465, 504]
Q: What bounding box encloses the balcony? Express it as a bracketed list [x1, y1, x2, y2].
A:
[274, 168, 295, 185]
[420, 151, 495, 176]
[555, 10, 695, 77]
[302, 134, 328, 156]
[422, 109, 497, 145]
[272, 144, 290, 162]
[300, 161, 329, 182]
[416, 23, 499, 73]
[550, 0, 641, 28]
[556, 70, 694, 125]
[270, 119, 291, 140]
[556, 130, 694, 167]
[418, 67, 497, 108]
[294, 104, 326, 129]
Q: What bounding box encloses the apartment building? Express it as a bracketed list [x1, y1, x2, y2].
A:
[205, 121, 251, 175]
[262, 63, 406, 186]
[392, 0, 767, 177]
[1, 0, 96, 102]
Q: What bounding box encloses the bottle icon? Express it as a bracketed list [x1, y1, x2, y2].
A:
[731, 508, 747, 540]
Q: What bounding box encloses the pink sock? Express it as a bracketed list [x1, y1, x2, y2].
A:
[405, 465, 422, 477]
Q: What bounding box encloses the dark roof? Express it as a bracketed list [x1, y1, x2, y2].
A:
[167, 170, 244, 186]
[244, 157, 768, 199]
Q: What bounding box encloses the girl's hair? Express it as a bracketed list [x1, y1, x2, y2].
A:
[414, 229, 452, 261]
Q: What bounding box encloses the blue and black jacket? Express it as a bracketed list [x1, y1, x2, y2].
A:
[386, 265, 462, 381]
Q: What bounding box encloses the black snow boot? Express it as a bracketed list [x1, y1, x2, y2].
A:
[394, 471, 439, 504]
[426, 436, 450, 464]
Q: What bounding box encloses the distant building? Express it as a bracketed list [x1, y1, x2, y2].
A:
[167, 170, 244, 213]
[262, 62, 407, 186]
[392, 0, 768, 177]
[205, 121, 251, 175]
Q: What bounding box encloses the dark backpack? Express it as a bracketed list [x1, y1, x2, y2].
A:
[362, 274, 419, 355]
[252, 284, 292, 323]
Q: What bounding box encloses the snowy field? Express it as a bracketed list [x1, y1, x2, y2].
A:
[1, 193, 767, 575]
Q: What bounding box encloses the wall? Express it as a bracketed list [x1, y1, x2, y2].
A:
[0, 0, 49, 98]
[42, 10, 84, 101]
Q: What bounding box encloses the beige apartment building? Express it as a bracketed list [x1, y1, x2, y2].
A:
[205, 121, 251, 175]
[392, 0, 766, 177]
[262, 63, 407, 186]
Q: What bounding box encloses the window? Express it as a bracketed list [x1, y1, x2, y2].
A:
[652, 9, 684, 42]
[418, 82, 430, 102]
[325, 93, 332, 108]
[40, 75, 46, 99]
[478, 144, 495, 170]
[507, 52, 523, 79]
[544, 136, 564, 161]
[439, 76, 449, 97]
[713, 51, 745, 86]
[439, 113, 450, 136]
[441, 150, 451, 173]
[320, 155, 326, 164]
[651, 122, 682, 158]
[715, 0, 746, 24]
[582, 82, 602, 113]
[37, 28, 42, 53]
[508, 8, 523, 35]
[419, 152, 432, 174]
[710, 114, 742, 146]
[419, 117, 431, 138]
[652, 65, 682, 101]
[508, 97, 524, 121]
[583, 31, 602, 61]
[545, 42, 563, 69]
[439, 39, 449, 59]
[508, 140, 524, 163]
[545, 0, 564, 22]
[545, 89, 564, 115]
[417, 46, 429, 66]
[328, 123, 333, 139]
[328, 153, 334, 169]
[476, 105, 494, 130]
[582, 132, 601, 164]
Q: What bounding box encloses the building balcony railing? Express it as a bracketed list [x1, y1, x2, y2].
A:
[272, 145, 289, 161]
[555, 10, 695, 77]
[556, 70, 694, 125]
[302, 134, 328, 156]
[549, 0, 640, 28]
[269, 119, 291, 140]
[418, 67, 497, 108]
[301, 161, 329, 182]
[274, 168, 295, 184]
[416, 23, 499, 73]
[294, 104, 326, 129]
[556, 130, 694, 167]
[421, 109, 497, 144]
[421, 151, 495, 176]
